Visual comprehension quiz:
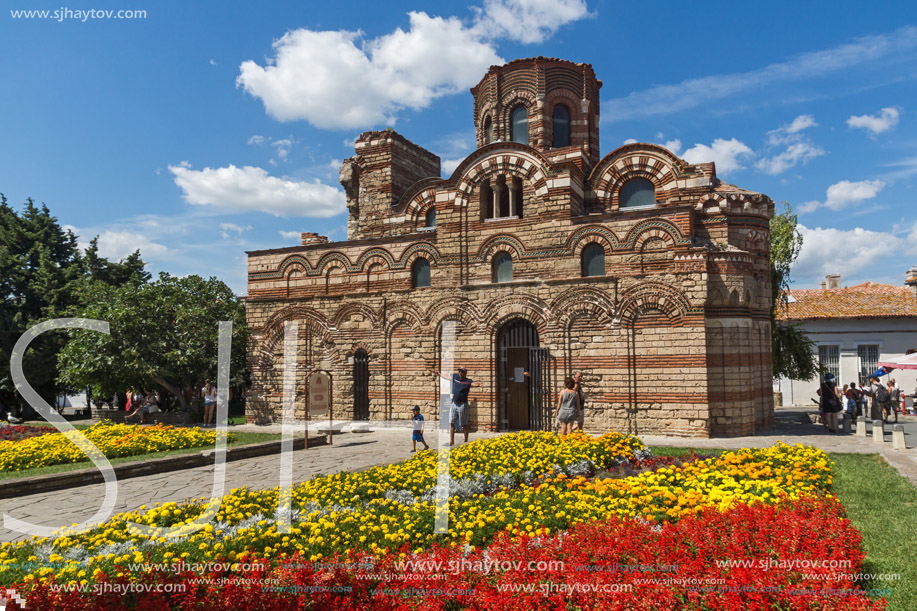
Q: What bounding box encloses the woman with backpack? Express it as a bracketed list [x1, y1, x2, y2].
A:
[819, 373, 842, 433]
[865, 376, 889, 421]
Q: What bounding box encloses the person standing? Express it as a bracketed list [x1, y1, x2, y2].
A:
[410, 405, 429, 452]
[888, 380, 900, 424]
[864, 376, 888, 422]
[845, 382, 860, 421]
[819, 373, 841, 433]
[555, 377, 581, 435]
[572, 371, 586, 432]
[201, 380, 217, 427]
[432, 366, 480, 446]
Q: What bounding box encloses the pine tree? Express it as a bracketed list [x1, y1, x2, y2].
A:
[0, 195, 150, 415]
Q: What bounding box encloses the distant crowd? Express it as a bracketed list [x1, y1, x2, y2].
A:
[818, 374, 912, 433]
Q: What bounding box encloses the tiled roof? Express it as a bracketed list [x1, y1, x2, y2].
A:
[778, 282, 917, 321]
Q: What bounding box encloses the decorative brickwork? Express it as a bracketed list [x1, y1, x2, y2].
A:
[245, 58, 775, 437]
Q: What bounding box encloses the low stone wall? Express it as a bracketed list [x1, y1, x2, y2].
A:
[92, 408, 198, 426]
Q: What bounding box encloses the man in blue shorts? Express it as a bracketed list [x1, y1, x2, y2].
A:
[433, 366, 480, 446]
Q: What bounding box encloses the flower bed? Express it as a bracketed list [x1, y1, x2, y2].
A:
[0, 424, 55, 443]
[0, 421, 232, 472]
[0, 431, 885, 609]
[3, 434, 829, 583]
[18, 498, 884, 610]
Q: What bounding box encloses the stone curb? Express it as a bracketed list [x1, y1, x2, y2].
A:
[0, 436, 329, 500]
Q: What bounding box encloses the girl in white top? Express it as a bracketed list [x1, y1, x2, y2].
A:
[202, 380, 217, 427]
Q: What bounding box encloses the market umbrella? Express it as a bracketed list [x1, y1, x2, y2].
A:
[878, 352, 917, 371]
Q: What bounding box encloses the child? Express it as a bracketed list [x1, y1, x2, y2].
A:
[411, 405, 429, 452]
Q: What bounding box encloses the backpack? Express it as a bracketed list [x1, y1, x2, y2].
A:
[875, 384, 890, 403]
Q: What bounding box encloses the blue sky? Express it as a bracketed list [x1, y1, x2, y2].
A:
[2, 0, 916, 293]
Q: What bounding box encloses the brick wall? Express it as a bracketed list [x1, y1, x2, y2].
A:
[245, 59, 774, 438]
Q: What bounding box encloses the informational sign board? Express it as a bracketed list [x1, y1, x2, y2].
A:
[306, 370, 333, 448]
[307, 371, 331, 416]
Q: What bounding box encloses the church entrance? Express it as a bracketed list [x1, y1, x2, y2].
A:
[497, 319, 555, 430]
[353, 349, 370, 421]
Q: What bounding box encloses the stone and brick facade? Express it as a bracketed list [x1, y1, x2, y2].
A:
[245, 57, 775, 437]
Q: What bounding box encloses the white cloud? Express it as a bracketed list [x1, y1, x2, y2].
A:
[272, 138, 293, 159]
[824, 179, 885, 210]
[237, 13, 504, 129]
[97, 230, 169, 260]
[247, 135, 295, 161]
[800, 179, 885, 213]
[237, 1, 592, 130]
[784, 114, 817, 134]
[882, 155, 917, 181]
[766, 115, 817, 146]
[471, 0, 591, 44]
[756, 115, 824, 175]
[279, 230, 301, 241]
[847, 106, 901, 135]
[622, 138, 638, 145]
[219, 222, 252, 239]
[794, 223, 916, 283]
[681, 138, 753, 174]
[65, 225, 169, 261]
[209, 59, 217, 66]
[661, 139, 682, 155]
[757, 141, 825, 175]
[169, 163, 346, 217]
[603, 26, 917, 122]
[441, 158, 464, 175]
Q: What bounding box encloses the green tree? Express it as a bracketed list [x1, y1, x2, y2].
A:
[58, 273, 248, 411]
[82, 237, 150, 288]
[770, 201, 818, 380]
[0, 195, 150, 413]
[0, 196, 84, 411]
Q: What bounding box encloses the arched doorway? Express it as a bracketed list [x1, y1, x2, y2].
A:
[353, 349, 369, 421]
[496, 319, 554, 430]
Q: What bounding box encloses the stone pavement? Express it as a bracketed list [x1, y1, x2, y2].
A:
[3, 409, 915, 544]
[0, 428, 498, 544]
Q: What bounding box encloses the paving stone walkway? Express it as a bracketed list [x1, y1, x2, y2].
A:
[3, 409, 915, 544]
[0, 428, 498, 544]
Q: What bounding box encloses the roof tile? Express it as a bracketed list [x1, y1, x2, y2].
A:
[778, 282, 917, 321]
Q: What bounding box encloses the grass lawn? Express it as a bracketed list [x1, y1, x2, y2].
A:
[0, 430, 283, 481]
[650, 445, 917, 611]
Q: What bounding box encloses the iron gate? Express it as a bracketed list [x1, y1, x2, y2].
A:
[497, 319, 555, 431]
[353, 349, 369, 421]
[528, 347, 555, 431]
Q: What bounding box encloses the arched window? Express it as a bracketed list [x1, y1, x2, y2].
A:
[581, 243, 605, 277]
[481, 182, 494, 220]
[619, 178, 656, 208]
[492, 252, 513, 283]
[411, 258, 431, 288]
[552, 105, 570, 148]
[483, 116, 493, 144]
[425, 208, 436, 228]
[510, 106, 528, 145]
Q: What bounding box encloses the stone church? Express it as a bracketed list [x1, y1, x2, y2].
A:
[245, 57, 774, 437]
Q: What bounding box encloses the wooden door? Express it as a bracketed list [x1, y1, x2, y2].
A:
[507, 347, 529, 429]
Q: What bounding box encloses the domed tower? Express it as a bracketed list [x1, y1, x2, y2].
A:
[470, 57, 602, 169]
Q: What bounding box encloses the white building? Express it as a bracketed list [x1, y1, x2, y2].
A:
[777, 269, 917, 407]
